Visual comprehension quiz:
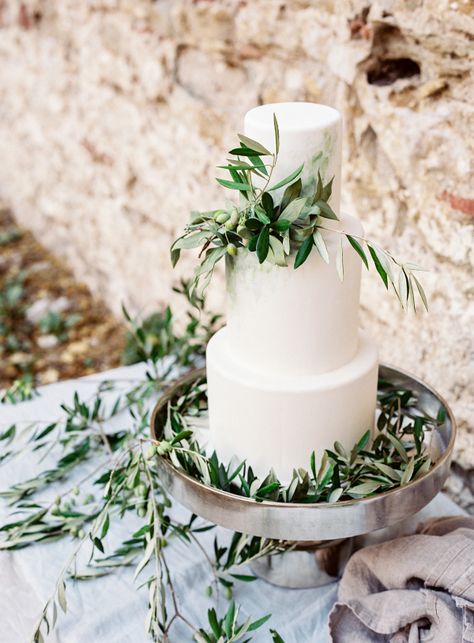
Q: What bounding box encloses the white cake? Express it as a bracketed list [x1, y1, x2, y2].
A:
[206, 102, 378, 481]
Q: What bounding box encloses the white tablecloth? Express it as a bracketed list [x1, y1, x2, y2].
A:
[0, 365, 465, 643]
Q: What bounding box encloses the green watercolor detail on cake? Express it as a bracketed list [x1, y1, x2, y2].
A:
[302, 132, 334, 198]
[226, 248, 289, 306]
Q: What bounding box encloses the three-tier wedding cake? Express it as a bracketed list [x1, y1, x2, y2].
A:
[206, 103, 378, 481]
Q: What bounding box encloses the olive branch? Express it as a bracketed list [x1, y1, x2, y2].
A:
[0, 291, 284, 643]
[171, 116, 428, 311]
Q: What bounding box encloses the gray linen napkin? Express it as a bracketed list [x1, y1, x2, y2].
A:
[329, 516, 474, 643]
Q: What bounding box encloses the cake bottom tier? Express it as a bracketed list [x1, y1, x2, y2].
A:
[206, 328, 378, 481]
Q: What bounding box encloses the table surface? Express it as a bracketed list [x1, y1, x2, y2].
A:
[0, 364, 465, 643]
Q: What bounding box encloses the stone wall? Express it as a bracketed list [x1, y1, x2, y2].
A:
[0, 1, 473, 485]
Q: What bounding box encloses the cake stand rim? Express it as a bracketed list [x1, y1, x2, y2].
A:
[150, 362, 456, 511]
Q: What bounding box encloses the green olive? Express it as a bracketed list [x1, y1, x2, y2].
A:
[237, 224, 252, 239]
[225, 211, 239, 229]
[157, 440, 171, 456]
[216, 211, 230, 224]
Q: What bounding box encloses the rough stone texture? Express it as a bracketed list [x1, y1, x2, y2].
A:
[0, 1, 473, 491]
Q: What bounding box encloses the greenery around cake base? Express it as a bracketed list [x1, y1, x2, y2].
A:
[154, 373, 442, 505]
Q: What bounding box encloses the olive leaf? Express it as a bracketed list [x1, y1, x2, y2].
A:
[57, 579, 67, 613]
[314, 200, 338, 220]
[328, 487, 343, 503]
[256, 227, 270, 263]
[268, 163, 304, 192]
[398, 269, 409, 309]
[255, 207, 271, 225]
[195, 246, 227, 277]
[412, 273, 429, 311]
[313, 230, 329, 264]
[368, 244, 388, 288]
[261, 192, 274, 218]
[321, 176, 334, 201]
[271, 630, 286, 643]
[228, 146, 266, 157]
[280, 178, 302, 211]
[278, 197, 307, 223]
[401, 457, 415, 485]
[237, 134, 272, 156]
[170, 247, 180, 268]
[346, 235, 368, 269]
[172, 230, 211, 250]
[216, 178, 253, 191]
[313, 171, 323, 203]
[273, 219, 291, 232]
[273, 112, 280, 155]
[294, 235, 313, 269]
[348, 481, 381, 497]
[268, 236, 287, 267]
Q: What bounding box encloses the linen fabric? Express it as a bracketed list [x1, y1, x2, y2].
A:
[329, 516, 474, 643]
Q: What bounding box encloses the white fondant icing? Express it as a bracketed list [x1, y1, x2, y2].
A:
[226, 214, 364, 376]
[205, 102, 378, 480]
[206, 328, 378, 481]
[244, 102, 342, 212]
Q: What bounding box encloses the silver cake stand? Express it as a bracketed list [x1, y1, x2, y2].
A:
[151, 364, 455, 588]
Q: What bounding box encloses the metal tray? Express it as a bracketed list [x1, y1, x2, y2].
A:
[151, 364, 455, 542]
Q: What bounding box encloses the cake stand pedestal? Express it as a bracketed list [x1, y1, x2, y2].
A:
[150, 365, 455, 588]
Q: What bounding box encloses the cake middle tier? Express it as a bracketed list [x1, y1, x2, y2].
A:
[226, 214, 364, 376]
[206, 327, 378, 482]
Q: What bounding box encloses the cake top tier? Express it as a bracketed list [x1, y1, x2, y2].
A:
[244, 102, 342, 214]
[245, 102, 340, 132]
